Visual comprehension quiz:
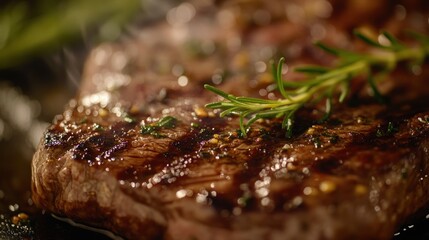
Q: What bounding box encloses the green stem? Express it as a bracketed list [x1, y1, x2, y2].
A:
[205, 31, 429, 137]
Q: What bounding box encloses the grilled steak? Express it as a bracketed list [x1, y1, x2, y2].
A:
[32, 1, 429, 239]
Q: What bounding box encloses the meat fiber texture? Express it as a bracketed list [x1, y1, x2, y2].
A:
[32, 1, 429, 240]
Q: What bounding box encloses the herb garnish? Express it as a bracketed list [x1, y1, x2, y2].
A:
[376, 122, 397, 137]
[205, 31, 429, 137]
[157, 116, 178, 128]
[92, 123, 104, 131]
[140, 116, 178, 138]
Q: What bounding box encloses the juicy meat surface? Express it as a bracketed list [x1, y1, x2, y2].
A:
[32, 1, 429, 240]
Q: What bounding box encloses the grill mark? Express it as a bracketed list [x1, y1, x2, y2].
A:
[44, 127, 77, 148]
[116, 117, 228, 184]
[208, 136, 282, 212]
[306, 112, 429, 178]
[71, 122, 135, 165]
[253, 109, 429, 212]
[43, 89, 429, 216]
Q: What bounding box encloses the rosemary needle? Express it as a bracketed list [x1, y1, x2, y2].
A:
[205, 31, 429, 137]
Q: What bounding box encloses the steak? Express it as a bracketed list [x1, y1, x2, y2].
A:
[32, 1, 429, 239]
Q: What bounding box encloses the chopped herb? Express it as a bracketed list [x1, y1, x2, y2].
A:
[141, 125, 157, 135]
[92, 123, 104, 131]
[376, 122, 397, 137]
[237, 194, 252, 207]
[140, 125, 166, 138]
[140, 116, 179, 138]
[198, 151, 211, 159]
[157, 116, 178, 128]
[150, 132, 167, 138]
[123, 115, 136, 123]
[217, 152, 229, 158]
[322, 132, 340, 144]
[376, 129, 383, 137]
[190, 122, 200, 128]
[312, 136, 322, 148]
[387, 122, 397, 134]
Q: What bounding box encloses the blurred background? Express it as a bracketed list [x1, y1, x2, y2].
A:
[0, 0, 150, 238]
[0, 0, 428, 239]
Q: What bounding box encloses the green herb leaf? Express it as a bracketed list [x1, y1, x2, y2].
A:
[367, 74, 385, 104]
[294, 66, 329, 74]
[158, 116, 178, 128]
[205, 31, 429, 137]
[140, 116, 179, 138]
[354, 31, 387, 49]
[381, 31, 405, 51]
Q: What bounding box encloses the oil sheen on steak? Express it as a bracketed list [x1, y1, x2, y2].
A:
[32, 1, 429, 240]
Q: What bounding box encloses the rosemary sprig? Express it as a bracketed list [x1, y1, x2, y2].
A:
[205, 31, 429, 137]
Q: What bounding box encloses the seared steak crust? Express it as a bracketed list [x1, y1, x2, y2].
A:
[32, 1, 429, 240]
